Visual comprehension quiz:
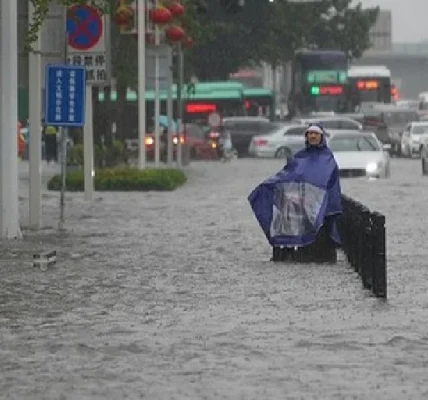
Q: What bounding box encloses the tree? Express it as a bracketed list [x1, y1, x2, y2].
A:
[184, 1, 259, 80]
[258, 1, 307, 68]
[304, 0, 379, 60]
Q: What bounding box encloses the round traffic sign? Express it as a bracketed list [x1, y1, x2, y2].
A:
[208, 112, 222, 127]
[67, 5, 103, 51]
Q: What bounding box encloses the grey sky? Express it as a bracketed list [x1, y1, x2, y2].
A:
[359, 0, 426, 43]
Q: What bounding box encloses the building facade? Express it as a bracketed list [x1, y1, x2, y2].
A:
[368, 10, 392, 51]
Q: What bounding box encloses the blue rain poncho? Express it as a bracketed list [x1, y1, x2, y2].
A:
[248, 125, 342, 247]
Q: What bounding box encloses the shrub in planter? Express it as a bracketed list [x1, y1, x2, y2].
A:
[67, 144, 84, 167]
[67, 140, 127, 169]
[104, 140, 125, 167]
[47, 168, 187, 192]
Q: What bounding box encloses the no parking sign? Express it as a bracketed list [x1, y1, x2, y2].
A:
[208, 112, 222, 128]
[66, 4, 111, 85]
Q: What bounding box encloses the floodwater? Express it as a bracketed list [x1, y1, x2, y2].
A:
[1, 158, 428, 399]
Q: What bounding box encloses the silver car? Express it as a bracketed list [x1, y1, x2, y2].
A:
[294, 116, 363, 131]
[248, 124, 307, 158]
[400, 122, 428, 158]
[419, 135, 428, 175]
[327, 130, 391, 178]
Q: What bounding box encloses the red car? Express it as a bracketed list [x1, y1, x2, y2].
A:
[144, 131, 183, 161]
[145, 124, 217, 160]
[184, 123, 218, 160]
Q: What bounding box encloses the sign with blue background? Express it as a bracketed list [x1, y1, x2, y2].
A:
[45, 65, 86, 127]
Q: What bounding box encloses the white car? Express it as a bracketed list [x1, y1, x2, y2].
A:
[294, 116, 363, 131]
[248, 124, 307, 158]
[327, 130, 391, 178]
[400, 122, 428, 158]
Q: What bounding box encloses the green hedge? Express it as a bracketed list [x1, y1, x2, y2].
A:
[47, 168, 187, 191]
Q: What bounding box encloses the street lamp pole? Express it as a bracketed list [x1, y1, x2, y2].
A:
[0, 1, 22, 238]
[28, 1, 43, 229]
[137, 0, 146, 169]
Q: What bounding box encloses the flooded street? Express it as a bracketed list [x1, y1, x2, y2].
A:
[2, 158, 428, 399]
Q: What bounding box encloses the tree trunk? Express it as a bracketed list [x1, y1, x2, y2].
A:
[115, 84, 127, 141]
[271, 64, 277, 121]
[104, 86, 113, 145]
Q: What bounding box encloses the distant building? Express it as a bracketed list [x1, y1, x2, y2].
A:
[368, 9, 392, 51]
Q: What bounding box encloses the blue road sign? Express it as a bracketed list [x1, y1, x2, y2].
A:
[45, 64, 86, 127]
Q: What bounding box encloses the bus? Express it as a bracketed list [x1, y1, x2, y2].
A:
[346, 65, 392, 111]
[97, 81, 275, 131]
[243, 87, 274, 117]
[288, 49, 348, 116]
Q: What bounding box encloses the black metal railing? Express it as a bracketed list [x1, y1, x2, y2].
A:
[337, 195, 387, 299]
[271, 194, 387, 299]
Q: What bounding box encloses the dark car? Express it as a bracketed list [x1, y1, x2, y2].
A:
[362, 106, 419, 156]
[222, 116, 281, 157]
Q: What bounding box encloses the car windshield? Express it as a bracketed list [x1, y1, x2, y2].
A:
[329, 136, 380, 152]
[411, 125, 428, 135]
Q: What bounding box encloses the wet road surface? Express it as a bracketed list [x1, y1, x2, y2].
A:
[1, 158, 428, 399]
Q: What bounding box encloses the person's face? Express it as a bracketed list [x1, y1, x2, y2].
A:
[306, 130, 322, 145]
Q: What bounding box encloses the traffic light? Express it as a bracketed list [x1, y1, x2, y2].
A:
[310, 86, 320, 95]
[220, 0, 245, 13]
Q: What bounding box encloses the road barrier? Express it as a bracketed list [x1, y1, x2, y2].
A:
[337, 195, 387, 299]
[271, 194, 387, 299]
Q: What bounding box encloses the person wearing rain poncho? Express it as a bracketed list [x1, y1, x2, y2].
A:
[248, 124, 342, 255]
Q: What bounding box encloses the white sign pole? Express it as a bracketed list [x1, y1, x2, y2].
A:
[58, 126, 67, 231]
[177, 43, 184, 168]
[137, 0, 146, 169]
[154, 26, 161, 167]
[28, 1, 42, 229]
[167, 48, 174, 166]
[0, 1, 22, 239]
[84, 85, 94, 200]
[59, 6, 68, 231]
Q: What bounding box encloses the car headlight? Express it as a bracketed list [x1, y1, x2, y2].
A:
[366, 162, 378, 173]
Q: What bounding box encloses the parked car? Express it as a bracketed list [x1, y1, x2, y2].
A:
[327, 130, 391, 178]
[222, 116, 281, 157]
[248, 124, 307, 158]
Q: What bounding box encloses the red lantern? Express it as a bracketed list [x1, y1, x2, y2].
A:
[183, 36, 193, 49]
[114, 3, 133, 27]
[149, 6, 173, 24]
[165, 25, 185, 42]
[168, 1, 184, 16]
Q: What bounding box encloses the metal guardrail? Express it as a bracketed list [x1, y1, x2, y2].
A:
[271, 194, 387, 299]
[337, 195, 387, 299]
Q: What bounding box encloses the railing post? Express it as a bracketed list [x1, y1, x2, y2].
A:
[372, 212, 387, 299]
[361, 208, 372, 290]
[272, 246, 281, 262]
